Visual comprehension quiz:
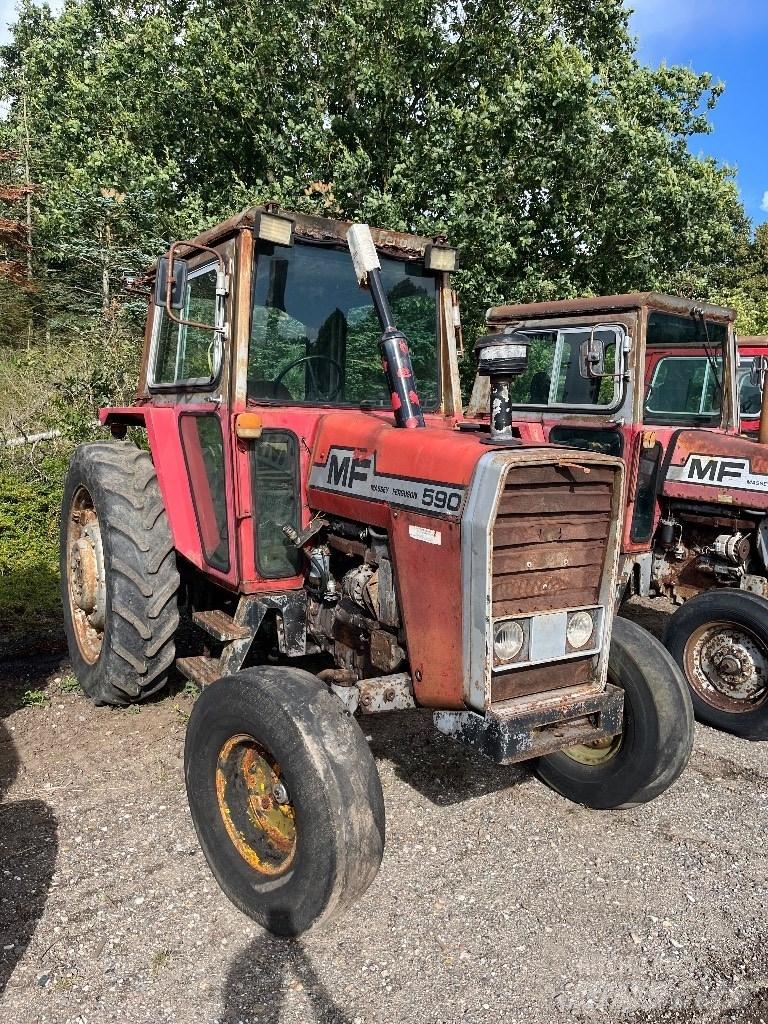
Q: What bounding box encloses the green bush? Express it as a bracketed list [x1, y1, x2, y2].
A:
[0, 450, 68, 628]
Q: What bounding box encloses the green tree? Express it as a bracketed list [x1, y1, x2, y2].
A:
[0, 0, 752, 352]
[717, 223, 768, 336]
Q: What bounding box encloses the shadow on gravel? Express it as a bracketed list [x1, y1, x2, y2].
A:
[0, 703, 58, 996]
[619, 599, 672, 642]
[365, 708, 529, 806]
[221, 930, 351, 1024]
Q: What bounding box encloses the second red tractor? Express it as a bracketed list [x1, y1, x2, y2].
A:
[474, 294, 768, 739]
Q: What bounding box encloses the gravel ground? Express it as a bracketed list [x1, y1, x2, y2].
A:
[1, 599, 767, 1024]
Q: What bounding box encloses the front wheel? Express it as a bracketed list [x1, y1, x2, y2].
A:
[536, 617, 693, 809]
[665, 589, 768, 740]
[184, 667, 385, 937]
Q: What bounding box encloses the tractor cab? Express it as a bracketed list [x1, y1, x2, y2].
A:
[104, 207, 463, 593]
[470, 294, 741, 554]
[476, 294, 768, 739]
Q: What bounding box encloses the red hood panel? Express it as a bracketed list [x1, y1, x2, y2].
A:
[662, 429, 768, 510]
[308, 413, 486, 525]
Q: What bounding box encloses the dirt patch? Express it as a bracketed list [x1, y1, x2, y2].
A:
[2, 609, 768, 1024]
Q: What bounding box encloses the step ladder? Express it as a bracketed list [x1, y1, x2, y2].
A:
[176, 592, 308, 687]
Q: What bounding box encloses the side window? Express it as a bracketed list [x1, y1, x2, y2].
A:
[179, 414, 229, 571]
[510, 328, 621, 408]
[630, 441, 662, 544]
[549, 425, 623, 457]
[739, 359, 762, 416]
[645, 357, 721, 418]
[251, 431, 301, 578]
[152, 265, 221, 385]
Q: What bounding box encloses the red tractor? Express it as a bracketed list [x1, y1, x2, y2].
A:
[737, 335, 768, 438]
[61, 211, 692, 936]
[473, 293, 768, 740]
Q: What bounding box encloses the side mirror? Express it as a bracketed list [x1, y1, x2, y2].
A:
[579, 335, 605, 378]
[154, 256, 188, 309]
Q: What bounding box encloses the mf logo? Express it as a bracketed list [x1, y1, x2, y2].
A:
[683, 456, 748, 484]
[327, 452, 371, 488]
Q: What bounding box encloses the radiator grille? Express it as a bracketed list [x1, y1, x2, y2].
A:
[491, 463, 615, 618]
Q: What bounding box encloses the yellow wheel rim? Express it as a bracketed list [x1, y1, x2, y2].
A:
[562, 732, 623, 766]
[216, 734, 297, 875]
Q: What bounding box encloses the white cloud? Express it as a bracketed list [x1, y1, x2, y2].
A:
[761, 192, 768, 214]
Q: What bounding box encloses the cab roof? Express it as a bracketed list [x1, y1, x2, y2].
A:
[487, 292, 737, 325]
[156, 205, 433, 269]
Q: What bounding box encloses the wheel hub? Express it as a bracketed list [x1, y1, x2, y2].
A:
[216, 734, 296, 876]
[66, 487, 107, 664]
[70, 522, 106, 628]
[685, 622, 768, 710]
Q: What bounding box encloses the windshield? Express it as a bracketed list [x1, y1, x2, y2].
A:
[509, 327, 620, 408]
[643, 312, 727, 426]
[248, 242, 439, 408]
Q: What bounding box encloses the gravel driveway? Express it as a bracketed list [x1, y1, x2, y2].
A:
[1, 600, 767, 1024]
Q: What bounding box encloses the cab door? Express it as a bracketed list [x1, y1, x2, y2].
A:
[144, 242, 239, 587]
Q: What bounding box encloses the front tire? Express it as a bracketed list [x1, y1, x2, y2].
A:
[60, 442, 179, 706]
[184, 667, 385, 937]
[665, 589, 768, 740]
[536, 617, 693, 809]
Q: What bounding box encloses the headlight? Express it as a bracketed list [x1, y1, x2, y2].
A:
[493, 620, 525, 662]
[566, 610, 594, 650]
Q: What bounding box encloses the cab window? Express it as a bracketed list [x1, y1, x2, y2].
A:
[248, 243, 439, 408]
[643, 312, 727, 426]
[645, 356, 721, 420]
[510, 328, 620, 408]
[738, 358, 763, 417]
[151, 265, 222, 386]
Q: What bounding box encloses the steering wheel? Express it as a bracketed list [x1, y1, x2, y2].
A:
[273, 354, 344, 401]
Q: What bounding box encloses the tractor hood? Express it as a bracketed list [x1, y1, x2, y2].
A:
[307, 414, 484, 528]
[662, 429, 768, 512]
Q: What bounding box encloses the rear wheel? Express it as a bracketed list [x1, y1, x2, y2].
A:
[184, 667, 385, 937]
[536, 617, 693, 809]
[60, 442, 179, 706]
[665, 590, 768, 740]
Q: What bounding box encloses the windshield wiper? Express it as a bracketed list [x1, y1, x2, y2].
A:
[691, 308, 723, 404]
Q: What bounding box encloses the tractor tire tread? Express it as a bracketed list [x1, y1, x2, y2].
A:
[61, 442, 179, 706]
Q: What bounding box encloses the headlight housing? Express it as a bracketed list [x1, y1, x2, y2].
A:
[493, 619, 525, 663]
[566, 610, 594, 650]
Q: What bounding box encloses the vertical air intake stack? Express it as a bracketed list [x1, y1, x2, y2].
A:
[347, 223, 425, 429]
[474, 332, 530, 444]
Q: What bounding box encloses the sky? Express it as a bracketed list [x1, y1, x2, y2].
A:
[628, 0, 768, 227]
[0, 0, 764, 226]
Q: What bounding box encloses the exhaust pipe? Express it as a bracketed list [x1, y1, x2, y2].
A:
[347, 223, 425, 429]
[474, 332, 530, 444]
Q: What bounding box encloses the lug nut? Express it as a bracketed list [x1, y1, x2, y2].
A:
[272, 781, 289, 805]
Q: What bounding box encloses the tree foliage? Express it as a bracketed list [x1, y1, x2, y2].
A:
[717, 224, 768, 336]
[0, 0, 755, 356]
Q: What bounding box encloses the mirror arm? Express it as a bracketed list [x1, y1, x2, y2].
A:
[164, 240, 227, 332]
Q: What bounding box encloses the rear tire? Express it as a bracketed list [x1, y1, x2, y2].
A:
[665, 589, 768, 740]
[184, 667, 385, 937]
[536, 617, 693, 809]
[60, 442, 179, 706]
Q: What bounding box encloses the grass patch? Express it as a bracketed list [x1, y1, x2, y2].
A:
[21, 688, 50, 708]
[59, 673, 80, 693]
